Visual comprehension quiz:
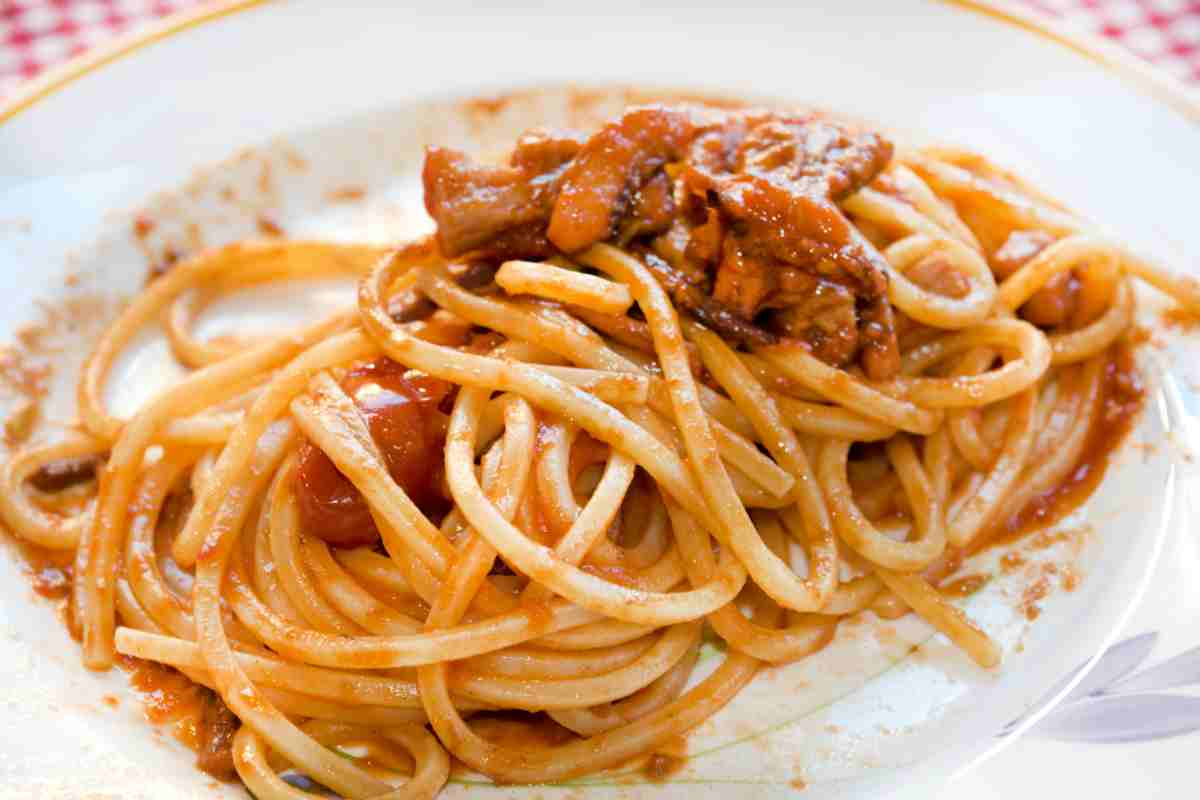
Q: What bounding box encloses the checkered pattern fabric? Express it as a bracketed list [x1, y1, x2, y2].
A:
[1026, 0, 1200, 82]
[1, 0, 210, 95]
[2, 1, 1198, 97]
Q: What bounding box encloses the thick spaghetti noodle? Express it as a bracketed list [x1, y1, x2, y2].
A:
[1, 103, 1191, 798]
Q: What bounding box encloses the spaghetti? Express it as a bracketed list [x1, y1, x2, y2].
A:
[1, 103, 1191, 798]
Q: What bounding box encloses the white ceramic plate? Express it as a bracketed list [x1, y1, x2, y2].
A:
[1, 2, 1198, 799]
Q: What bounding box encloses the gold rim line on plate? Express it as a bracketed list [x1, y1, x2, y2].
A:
[0, 0, 274, 125]
[943, 0, 1200, 124]
[0, 0, 1197, 128]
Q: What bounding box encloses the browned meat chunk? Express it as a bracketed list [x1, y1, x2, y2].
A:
[906, 253, 970, 298]
[681, 114, 900, 378]
[768, 277, 859, 367]
[422, 130, 583, 257]
[736, 117, 893, 200]
[562, 301, 704, 375]
[511, 128, 588, 173]
[686, 206, 724, 265]
[196, 690, 240, 782]
[651, 218, 713, 289]
[420, 104, 903, 379]
[448, 259, 500, 290]
[641, 252, 776, 348]
[859, 298, 901, 381]
[548, 106, 699, 252]
[1021, 272, 1077, 327]
[465, 223, 558, 263]
[684, 117, 893, 298]
[712, 235, 777, 319]
[29, 455, 102, 492]
[992, 229, 1054, 279]
[619, 170, 677, 242]
[388, 288, 436, 323]
[991, 230, 1077, 328]
[422, 147, 544, 256]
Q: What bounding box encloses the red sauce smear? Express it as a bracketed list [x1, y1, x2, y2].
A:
[641, 735, 689, 782]
[20, 543, 74, 600]
[940, 573, 989, 598]
[295, 358, 452, 548]
[1021, 575, 1052, 620]
[643, 753, 688, 782]
[977, 344, 1144, 553]
[471, 711, 576, 748]
[1, 536, 79, 635]
[581, 562, 639, 588]
[929, 344, 1145, 586]
[119, 654, 205, 724]
[256, 214, 284, 237]
[1162, 306, 1200, 332]
[116, 655, 240, 781]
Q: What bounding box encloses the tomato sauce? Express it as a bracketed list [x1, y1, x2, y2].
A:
[470, 711, 576, 748]
[1, 534, 79, 635]
[295, 358, 452, 548]
[973, 344, 1145, 554]
[1162, 306, 1200, 332]
[12, 540, 75, 600]
[927, 345, 1145, 591]
[119, 654, 205, 725]
[940, 573, 989, 598]
[642, 753, 688, 782]
[641, 735, 689, 782]
[116, 654, 240, 781]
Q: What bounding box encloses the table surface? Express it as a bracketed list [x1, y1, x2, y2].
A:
[2, 0, 1200, 97]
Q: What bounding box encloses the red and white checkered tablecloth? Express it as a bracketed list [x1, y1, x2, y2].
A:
[2, 0, 1199, 98]
[1, 0, 207, 95]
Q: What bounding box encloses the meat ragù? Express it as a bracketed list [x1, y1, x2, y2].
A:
[423, 104, 901, 378]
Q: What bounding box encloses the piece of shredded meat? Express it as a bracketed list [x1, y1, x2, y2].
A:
[420, 103, 901, 379]
[641, 251, 777, 347]
[196, 690, 240, 782]
[618, 170, 676, 243]
[29, 455, 103, 492]
[992, 229, 1054, 279]
[766, 276, 860, 367]
[423, 130, 585, 257]
[547, 106, 700, 252]
[991, 229, 1078, 327]
[712, 234, 776, 318]
[906, 252, 971, 299]
[685, 116, 893, 293]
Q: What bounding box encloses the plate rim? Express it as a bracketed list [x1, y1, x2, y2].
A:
[0, 0, 1198, 128]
